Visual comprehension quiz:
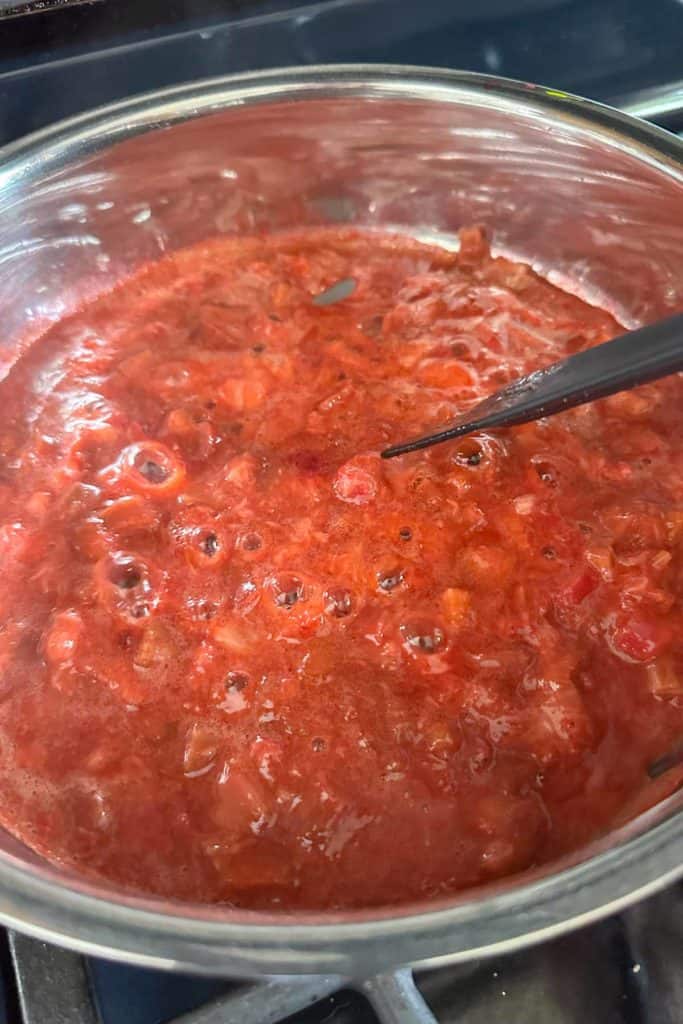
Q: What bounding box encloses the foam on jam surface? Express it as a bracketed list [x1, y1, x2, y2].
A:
[0, 226, 681, 909]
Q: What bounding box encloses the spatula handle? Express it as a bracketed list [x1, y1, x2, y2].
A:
[382, 312, 683, 458]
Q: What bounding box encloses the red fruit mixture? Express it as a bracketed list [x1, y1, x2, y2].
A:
[0, 226, 681, 909]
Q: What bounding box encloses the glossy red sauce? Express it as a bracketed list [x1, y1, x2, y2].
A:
[0, 226, 681, 909]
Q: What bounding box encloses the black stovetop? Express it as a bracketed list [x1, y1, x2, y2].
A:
[1, 2, 681, 1022]
[1, 0, 683, 145]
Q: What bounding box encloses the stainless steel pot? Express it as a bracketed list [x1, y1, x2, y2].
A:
[0, 65, 681, 978]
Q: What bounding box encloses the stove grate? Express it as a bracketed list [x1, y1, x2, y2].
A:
[4, 885, 683, 1024]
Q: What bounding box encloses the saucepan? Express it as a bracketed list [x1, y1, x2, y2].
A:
[0, 66, 681, 977]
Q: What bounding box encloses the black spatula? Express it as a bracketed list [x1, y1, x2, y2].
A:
[382, 312, 683, 459]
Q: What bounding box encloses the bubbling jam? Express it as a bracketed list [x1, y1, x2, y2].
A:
[0, 226, 681, 909]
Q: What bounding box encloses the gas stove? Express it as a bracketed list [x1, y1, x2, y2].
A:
[3, 884, 682, 1023]
[0, 2, 681, 1022]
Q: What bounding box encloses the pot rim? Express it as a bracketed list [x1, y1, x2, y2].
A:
[0, 63, 681, 976]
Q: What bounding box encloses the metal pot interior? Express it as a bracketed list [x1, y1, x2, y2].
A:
[0, 66, 681, 975]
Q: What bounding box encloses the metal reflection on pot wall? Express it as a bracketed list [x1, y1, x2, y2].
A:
[0, 69, 681, 371]
[0, 67, 680, 976]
